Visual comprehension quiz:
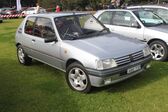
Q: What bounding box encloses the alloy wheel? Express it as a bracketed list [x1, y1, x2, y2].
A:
[18, 47, 25, 63]
[68, 67, 88, 91]
[150, 43, 165, 60]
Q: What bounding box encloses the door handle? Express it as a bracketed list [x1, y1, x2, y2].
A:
[32, 39, 36, 43]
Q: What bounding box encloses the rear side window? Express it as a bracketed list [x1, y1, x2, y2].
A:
[24, 17, 36, 35]
[34, 17, 55, 38]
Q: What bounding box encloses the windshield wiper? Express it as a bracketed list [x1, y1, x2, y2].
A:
[62, 34, 78, 40]
[95, 27, 109, 35]
[154, 22, 166, 26]
[65, 28, 110, 40]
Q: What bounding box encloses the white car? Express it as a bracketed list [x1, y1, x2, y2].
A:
[127, 5, 168, 23]
[22, 7, 46, 15]
[94, 9, 168, 61]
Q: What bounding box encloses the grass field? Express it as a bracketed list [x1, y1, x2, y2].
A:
[0, 19, 168, 112]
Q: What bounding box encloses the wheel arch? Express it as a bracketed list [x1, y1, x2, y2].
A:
[147, 38, 168, 61]
[147, 38, 167, 46]
[16, 43, 21, 47]
[65, 58, 84, 70]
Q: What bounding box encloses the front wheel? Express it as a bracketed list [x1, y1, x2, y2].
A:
[66, 62, 91, 93]
[149, 40, 168, 61]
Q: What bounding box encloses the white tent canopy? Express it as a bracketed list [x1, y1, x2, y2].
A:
[16, 0, 22, 11]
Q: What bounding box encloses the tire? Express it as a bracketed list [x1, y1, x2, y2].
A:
[66, 62, 91, 93]
[149, 40, 168, 61]
[17, 45, 32, 65]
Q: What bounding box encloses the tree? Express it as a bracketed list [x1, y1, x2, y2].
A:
[76, 0, 89, 10]
[88, 0, 101, 10]
[0, 0, 37, 8]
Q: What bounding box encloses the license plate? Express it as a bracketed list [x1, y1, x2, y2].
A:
[127, 65, 141, 74]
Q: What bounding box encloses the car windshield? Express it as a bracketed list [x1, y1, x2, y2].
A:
[54, 14, 109, 40]
[133, 10, 166, 27]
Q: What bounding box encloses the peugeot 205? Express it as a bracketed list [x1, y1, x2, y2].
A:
[16, 13, 151, 93]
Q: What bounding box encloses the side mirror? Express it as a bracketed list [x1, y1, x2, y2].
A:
[131, 21, 141, 28]
[44, 38, 57, 43]
[106, 28, 110, 32]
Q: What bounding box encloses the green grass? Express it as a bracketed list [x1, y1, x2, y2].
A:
[0, 19, 168, 112]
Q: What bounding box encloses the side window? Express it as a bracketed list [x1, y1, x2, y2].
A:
[34, 17, 55, 38]
[98, 11, 112, 24]
[24, 17, 36, 35]
[112, 11, 137, 27]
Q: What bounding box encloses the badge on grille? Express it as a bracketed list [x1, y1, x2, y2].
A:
[129, 54, 134, 62]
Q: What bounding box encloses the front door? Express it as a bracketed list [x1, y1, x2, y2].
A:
[29, 17, 63, 69]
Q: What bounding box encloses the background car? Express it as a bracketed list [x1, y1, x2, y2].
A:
[0, 16, 3, 23]
[127, 5, 168, 23]
[0, 7, 16, 15]
[0, 9, 3, 14]
[4, 9, 17, 15]
[15, 13, 151, 93]
[21, 7, 46, 15]
[94, 9, 168, 61]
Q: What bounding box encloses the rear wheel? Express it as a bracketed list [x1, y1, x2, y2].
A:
[17, 45, 32, 65]
[149, 40, 168, 61]
[66, 62, 91, 93]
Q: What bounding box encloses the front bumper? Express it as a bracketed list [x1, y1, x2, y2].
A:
[86, 55, 152, 87]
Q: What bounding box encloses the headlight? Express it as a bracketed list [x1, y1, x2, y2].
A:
[143, 46, 151, 57]
[96, 59, 117, 70]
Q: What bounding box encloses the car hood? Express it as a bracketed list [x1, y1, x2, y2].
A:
[147, 25, 168, 34]
[65, 33, 146, 59]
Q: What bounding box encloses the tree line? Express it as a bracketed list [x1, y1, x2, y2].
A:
[39, 0, 162, 10]
[0, 0, 38, 8]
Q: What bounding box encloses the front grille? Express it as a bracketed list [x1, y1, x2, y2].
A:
[115, 51, 144, 66]
[132, 51, 144, 61]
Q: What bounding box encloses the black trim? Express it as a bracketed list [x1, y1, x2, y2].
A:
[86, 55, 152, 78]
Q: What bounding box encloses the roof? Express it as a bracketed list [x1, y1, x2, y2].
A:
[97, 9, 131, 12]
[26, 12, 90, 18]
[127, 5, 168, 9]
[95, 9, 136, 14]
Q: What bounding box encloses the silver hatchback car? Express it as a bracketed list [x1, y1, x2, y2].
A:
[16, 13, 151, 93]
